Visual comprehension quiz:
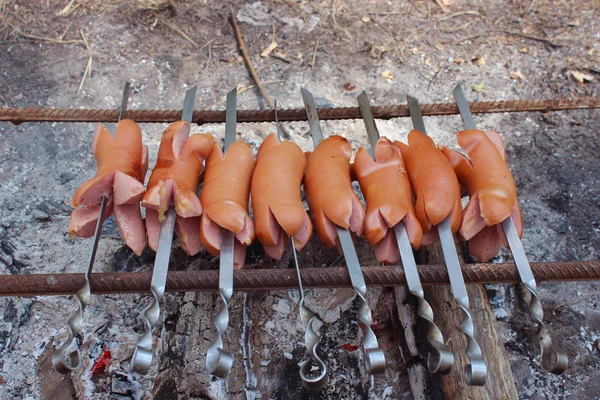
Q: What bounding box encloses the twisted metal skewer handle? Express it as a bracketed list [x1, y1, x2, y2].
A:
[299, 300, 328, 390]
[130, 208, 176, 374]
[500, 218, 568, 374]
[52, 283, 90, 373]
[355, 290, 386, 375]
[206, 290, 235, 377]
[131, 286, 163, 374]
[454, 295, 488, 385]
[438, 218, 487, 385]
[523, 283, 569, 374]
[413, 292, 455, 374]
[394, 222, 454, 374]
[53, 195, 107, 374]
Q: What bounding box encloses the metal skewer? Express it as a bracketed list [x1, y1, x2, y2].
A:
[205, 88, 237, 378]
[301, 88, 386, 376]
[407, 94, 488, 385]
[53, 82, 131, 374]
[452, 83, 568, 375]
[357, 91, 454, 375]
[130, 85, 197, 374]
[274, 100, 328, 390]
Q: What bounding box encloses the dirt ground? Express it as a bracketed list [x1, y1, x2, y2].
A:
[0, 0, 599, 399]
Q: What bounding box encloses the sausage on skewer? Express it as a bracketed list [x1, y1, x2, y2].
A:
[304, 135, 365, 249]
[70, 120, 149, 255]
[142, 121, 215, 256]
[251, 133, 312, 260]
[354, 137, 422, 263]
[394, 130, 462, 245]
[441, 130, 523, 261]
[200, 140, 256, 268]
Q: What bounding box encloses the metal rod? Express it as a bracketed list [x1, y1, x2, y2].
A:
[52, 81, 131, 374]
[206, 88, 237, 378]
[1, 261, 598, 297]
[1, 97, 598, 125]
[302, 87, 386, 376]
[453, 83, 568, 375]
[130, 86, 197, 375]
[273, 100, 328, 390]
[358, 90, 453, 374]
[292, 238, 328, 390]
[408, 94, 487, 386]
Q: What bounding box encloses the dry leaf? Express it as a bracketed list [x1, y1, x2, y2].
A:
[410, 47, 418, 54]
[424, 59, 431, 65]
[472, 82, 486, 92]
[569, 70, 594, 83]
[518, 47, 529, 54]
[381, 70, 395, 81]
[361, 16, 371, 23]
[434, 43, 445, 52]
[510, 70, 524, 80]
[260, 42, 278, 58]
[454, 58, 465, 64]
[472, 57, 485, 67]
[568, 19, 580, 27]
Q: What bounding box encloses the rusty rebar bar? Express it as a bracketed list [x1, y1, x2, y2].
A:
[0, 261, 598, 297]
[1, 97, 598, 125]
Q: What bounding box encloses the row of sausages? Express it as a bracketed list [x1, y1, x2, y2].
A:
[69, 119, 522, 267]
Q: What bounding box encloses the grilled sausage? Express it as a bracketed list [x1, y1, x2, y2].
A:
[200, 141, 256, 268]
[69, 120, 149, 255]
[354, 137, 423, 263]
[142, 121, 214, 256]
[251, 133, 312, 260]
[394, 130, 462, 245]
[304, 135, 365, 249]
[441, 130, 523, 262]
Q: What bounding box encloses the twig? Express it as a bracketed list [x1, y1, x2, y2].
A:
[78, 30, 92, 91]
[553, 293, 596, 311]
[311, 37, 320, 70]
[498, 30, 564, 47]
[427, 65, 445, 91]
[230, 10, 273, 106]
[159, 19, 198, 48]
[230, 9, 293, 139]
[437, 10, 479, 21]
[433, 0, 450, 13]
[16, 32, 82, 44]
[454, 33, 483, 45]
[271, 51, 291, 63]
[57, 0, 80, 17]
[524, 0, 536, 15]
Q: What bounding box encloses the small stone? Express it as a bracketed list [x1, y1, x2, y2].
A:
[31, 209, 50, 221]
[472, 56, 485, 67]
[58, 172, 77, 184]
[272, 299, 291, 315]
[381, 69, 394, 81]
[283, 352, 293, 360]
[265, 320, 275, 330]
[510, 70, 524, 81]
[556, 223, 569, 234]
